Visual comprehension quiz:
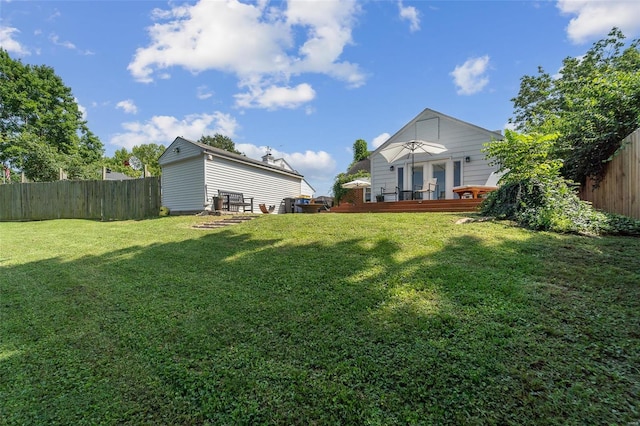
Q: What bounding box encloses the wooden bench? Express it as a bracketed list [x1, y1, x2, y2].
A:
[218, 190, 254, 213]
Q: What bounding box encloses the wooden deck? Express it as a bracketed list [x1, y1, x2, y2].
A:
[328, 198, 483, 214]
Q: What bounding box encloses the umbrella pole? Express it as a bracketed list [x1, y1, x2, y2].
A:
[411, 152, 415, 200]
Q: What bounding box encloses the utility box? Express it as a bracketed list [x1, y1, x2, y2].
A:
[283, 197, 296, 213]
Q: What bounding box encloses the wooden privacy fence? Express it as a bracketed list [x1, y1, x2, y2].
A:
[0, 177, 161, 221]
[579, 128, 640, 220]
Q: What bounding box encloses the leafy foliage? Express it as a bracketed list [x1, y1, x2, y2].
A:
[0, 49, 104, 181]
[510, 28, 640, 185]
[331, 170, 370, 203]
[198, 134, 241, 154]
[491, 28, 640, 234]
[131, 144, 164, 176]
[351, 138, 369, 164]
[102, 144, 165, 178]
[484, 131, 562, 181]
[103, 148, 133, 176]
[481, 130, 640, 235]
[5, 132, 63, 181]
[332, 139, 371, 202]
[481, 178, 615, 235]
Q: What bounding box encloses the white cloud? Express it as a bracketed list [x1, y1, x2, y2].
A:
[92, 100, 111, 108]
[237, 143, 336, 184]
[197, 85, 213, 100]
[48, 10, 62, 21]
[372, 132, 391, 149]
[450, 55, 490, 95]
[109, 111, 238, 150]
[285, 0, 364, 86]
[116, 99, 138, 115]
[0, 26, 30, 55]
[75, 98, 87, 120]
[285, 149, 336, 182]
[128, 0, 365, 109]
[48, 32, 93, 55]
[557, 0, 640, 44]
[234, 83, 316, 110]
[398, 1, 420, 32]
[49, 33, 76, 50]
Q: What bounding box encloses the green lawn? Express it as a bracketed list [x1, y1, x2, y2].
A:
[1, 213, 638, 425]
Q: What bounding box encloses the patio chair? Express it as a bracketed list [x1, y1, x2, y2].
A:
[415, 178, 437, 200]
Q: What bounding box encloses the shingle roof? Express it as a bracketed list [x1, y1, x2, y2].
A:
[104, 170, 134, 180]
[347, 158, 371, 175]
[175, 136, 304, 178]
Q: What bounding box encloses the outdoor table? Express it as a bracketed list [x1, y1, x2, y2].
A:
[399, 190, 413, 200]
[452, 185, 497, 199]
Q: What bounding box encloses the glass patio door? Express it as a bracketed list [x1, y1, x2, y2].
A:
[432, 162, 446, 200]
[412, 166, 423, 199]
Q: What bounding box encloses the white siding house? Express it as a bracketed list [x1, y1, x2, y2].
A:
[159, 137, 313, 214]
[371, 108, 504, 201]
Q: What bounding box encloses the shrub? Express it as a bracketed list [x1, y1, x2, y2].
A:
[599, 212, 640, 236]
[481, 130, 640, 236]
[481, 177, 640, 236]
[331, 170, 370, 204]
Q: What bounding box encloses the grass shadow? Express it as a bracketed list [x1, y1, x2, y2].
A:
[1, 215, 638, 424]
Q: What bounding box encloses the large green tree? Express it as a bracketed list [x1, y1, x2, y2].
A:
[198, 134, 241, 155]
[103, 143, 165, 177]
[103, 148, 134, 176]
[510, 28, 640, 185]
[132, 144, 165, 176]
[0, 49, 104, 181]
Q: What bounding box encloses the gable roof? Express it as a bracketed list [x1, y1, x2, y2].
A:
[372, 107, 504, 155]
[160, 136, 304, 178]
[104, 170, 134, 180]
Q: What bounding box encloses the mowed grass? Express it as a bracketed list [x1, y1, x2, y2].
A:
[0, 213, 638, 425]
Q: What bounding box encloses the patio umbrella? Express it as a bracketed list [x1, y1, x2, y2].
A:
[379, 140, 447, 197]
[341, 178, 371, 189]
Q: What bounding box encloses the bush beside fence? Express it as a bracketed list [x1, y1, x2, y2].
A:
[0, 177, 161, 221]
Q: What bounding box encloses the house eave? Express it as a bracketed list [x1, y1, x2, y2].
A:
[160, 136, 304, 179]
[371, 107, 505, 155]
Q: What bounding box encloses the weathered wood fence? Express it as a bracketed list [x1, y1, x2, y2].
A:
[0, 177, 161, 221]
[579, 128, 640, 220]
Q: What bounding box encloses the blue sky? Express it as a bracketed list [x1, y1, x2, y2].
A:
[1, 0, 639, 194]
